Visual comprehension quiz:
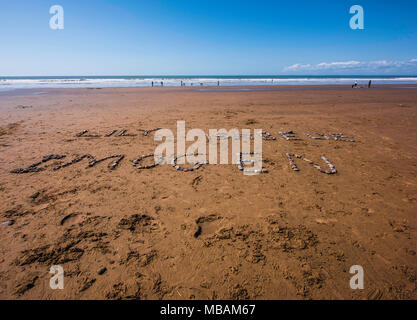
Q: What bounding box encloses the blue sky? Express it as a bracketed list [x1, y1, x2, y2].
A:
[0, 0, 416, 76]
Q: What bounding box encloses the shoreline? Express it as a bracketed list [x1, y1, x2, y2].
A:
[1, 83, 417, 97]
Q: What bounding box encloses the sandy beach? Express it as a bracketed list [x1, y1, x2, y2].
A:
[0, 85, 416, 300]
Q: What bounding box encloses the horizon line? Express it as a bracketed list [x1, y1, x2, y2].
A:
[2, 74, 417, 78]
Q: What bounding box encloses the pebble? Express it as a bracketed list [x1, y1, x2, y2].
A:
[306, 133, 330, 140]
[11, 154, 67, 174]
[1, 220, 15, 226]
[258, 131, 276, 140]
[134, 154, 163, 170]
[279, 131, 301, 141]
[76, 130, 100, 137]
[54, 154, 124, 171]
[172, 154, 207, 172]
[105, 130, 117, 137]
[237, 152, 268, 174]
[54, 154, 93, 170]
[108, 155, 124, 170]
[286, 153, 299, 171]
[234, 133, 254, 141]
[97, 267, 107, 275]
[117, 129, 137, 137]
[137, 128, 161, 136]
[330, 133, 355, 142]
[286, 153, 337, 174]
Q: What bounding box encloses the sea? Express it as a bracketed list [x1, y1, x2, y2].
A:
[1, 75, 417, 91]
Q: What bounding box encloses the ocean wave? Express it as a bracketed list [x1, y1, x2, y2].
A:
[1, 76, 417, 89]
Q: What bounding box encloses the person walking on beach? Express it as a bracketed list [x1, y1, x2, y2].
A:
[151, 81, 154, 87]
[368, 80, 372, 88]
[161, 81, 163, 86]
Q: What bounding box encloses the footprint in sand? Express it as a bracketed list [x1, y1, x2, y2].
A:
[191, 176, 202, 190]
[367, 288, 383, 300]
[194, 214, 222, 238]
[60, 213, 84, 226]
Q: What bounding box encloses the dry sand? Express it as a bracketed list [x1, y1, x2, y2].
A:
[0, 85, 416, 300]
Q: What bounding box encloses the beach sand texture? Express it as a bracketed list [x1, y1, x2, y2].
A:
[0, 86, 416, 299]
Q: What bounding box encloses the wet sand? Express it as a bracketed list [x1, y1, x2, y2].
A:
[0, 85, 416, 299]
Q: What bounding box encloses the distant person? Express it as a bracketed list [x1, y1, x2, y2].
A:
[217, 80, 220, 86]
[368, 80, 372, 88]
[161, 81, 163, 86]
[151, 81, 154, 87]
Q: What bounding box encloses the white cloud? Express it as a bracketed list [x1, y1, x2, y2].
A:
[284, 63, 312, 71]
[284, 59, 417, 72]
[316, 61, 361, 69]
